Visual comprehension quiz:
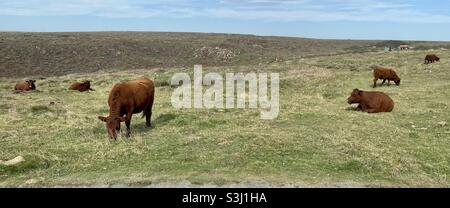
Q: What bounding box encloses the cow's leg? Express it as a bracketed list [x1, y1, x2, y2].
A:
[363, 108, 377, 113]
[125, 111, 133, 138]
[387, 80, 391, 86]
[373, 78, 378, 88]
[381, 79, 387, 86]
[146, 94, 154, 127]
[145, 105, 153, 127]
[125, 119, 131, 138]
[356, 104, 363, 111]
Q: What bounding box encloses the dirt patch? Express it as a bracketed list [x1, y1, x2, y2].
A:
[50, 180, 370, 188]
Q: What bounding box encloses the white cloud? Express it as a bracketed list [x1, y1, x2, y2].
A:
[0, 0, 449, 23]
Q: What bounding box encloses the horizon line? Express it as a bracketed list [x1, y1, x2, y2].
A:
[1, 30, 449, 42]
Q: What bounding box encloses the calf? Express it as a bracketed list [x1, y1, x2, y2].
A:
[347, 89, 394, 113]
[372, 66, 401, 88]
[98, 77, 155, 140]
[14, 80, 36, 91]
[69, 80, 94, 92]
[425, 54, 440, 64]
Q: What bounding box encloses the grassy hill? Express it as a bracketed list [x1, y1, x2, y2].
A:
[0, 33, 449, 187]
[2, 32, 450, 78]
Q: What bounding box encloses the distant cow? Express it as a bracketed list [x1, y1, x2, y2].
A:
[98, 77, 155, 140]
[425, 54, 440, 64]
[347, 89, 394, 113]
[69, 80, 94, 92]
[372, 66, 401, 88]
[14, 80, 36, 91]
[399, 45, 410, 50]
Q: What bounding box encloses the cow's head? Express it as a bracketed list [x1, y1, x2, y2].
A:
[347, 89, 363, 104]
[98, 116, 126, 140]
[393, 75, 401, 86]
[84, 80, 94, 91]
[437, 57, 440, 62]
[26, 80, 36, 90]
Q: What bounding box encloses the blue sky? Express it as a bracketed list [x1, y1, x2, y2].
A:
[1, 0, 450, 41]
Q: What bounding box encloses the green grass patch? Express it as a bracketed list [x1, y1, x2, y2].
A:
[31, 105, 53, 114]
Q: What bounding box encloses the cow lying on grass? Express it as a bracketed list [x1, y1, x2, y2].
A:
[347, 89, 394, 113]
[98, 77, 155, 140]
[69, 80, 94, 92]
[14, 80, 36, 92]
[372, 66, 401, 88]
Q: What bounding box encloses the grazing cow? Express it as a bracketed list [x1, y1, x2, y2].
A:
[372, 66, 401, 88]
[69, 80, 94, 92]
[98, 77, 155, 140]
[425, 54, 440, 64]
[14, 80, 36, 91]
[347, 89, 394, 113]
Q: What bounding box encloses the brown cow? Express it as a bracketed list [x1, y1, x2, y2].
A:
[14, 80, 36, 91]
[347, 89, 394, 113]
[69, 80, 94, 92]
[98, 77, 155, 140]
[372, 66, 401, 88]
[425, 54, 440, 64]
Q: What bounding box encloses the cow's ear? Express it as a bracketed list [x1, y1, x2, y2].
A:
[358, 90, 363, 95]
[98, 116, 107, 122]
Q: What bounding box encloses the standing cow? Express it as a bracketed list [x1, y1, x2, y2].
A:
[425, 54, 440, 64]
[372, 66, 401, 88]
[347, 89, 394, 113]
[98, 77, 155, 140]
[69, 80, 94, 92]
[14, 80, 36, 91]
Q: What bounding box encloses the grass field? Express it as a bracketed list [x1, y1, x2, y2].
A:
[1, 47, 450, 187]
